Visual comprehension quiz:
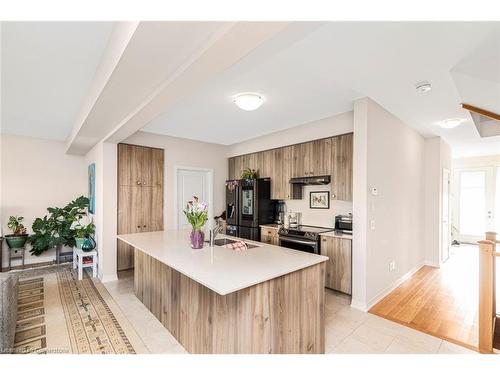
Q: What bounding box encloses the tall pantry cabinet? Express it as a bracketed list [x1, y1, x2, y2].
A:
[117, 144, 164, 271]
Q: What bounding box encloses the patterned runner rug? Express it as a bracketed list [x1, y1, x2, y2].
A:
[13, 264, 147, 354]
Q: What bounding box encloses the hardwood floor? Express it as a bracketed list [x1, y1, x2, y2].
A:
[370, 245, 483, 351]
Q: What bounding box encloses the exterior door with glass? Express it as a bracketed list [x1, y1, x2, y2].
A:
[457, 167, 495, 243]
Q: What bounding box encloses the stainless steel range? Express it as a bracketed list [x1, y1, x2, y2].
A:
[278, 225, 333, 254]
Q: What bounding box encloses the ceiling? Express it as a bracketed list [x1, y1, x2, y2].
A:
[144, 22, 500, 156]
[1, 22, 114, 140]
[143, 22, 362, 145]
[1, 21, 500, 157]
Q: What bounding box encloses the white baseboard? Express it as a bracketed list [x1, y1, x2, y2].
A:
[366, 263, 425, 311]
[100, 273, 118, 283]
[424, 260, 440, 268]
[350, 299, 368, 312]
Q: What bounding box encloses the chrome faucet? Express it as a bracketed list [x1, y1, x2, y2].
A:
[209, 221, 225, 247]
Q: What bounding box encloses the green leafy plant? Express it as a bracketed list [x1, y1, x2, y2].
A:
[183, 196, 208, 230]
[75, 221, 95, 238]
[29, 196, 90, 256]
[241, 168, 258, 179]
[7, 216, 27, 236]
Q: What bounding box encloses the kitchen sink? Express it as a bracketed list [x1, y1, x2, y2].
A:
[210, 238, 260, 249]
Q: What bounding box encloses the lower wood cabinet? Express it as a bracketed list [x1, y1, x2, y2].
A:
[260, 226, 279, 246]
[320, 235, 352, 295]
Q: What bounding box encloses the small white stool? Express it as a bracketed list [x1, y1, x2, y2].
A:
[73, 247, 98, 280]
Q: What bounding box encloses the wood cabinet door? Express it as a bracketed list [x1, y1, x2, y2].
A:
[150, 186, 164, 231]
[150, 148, 164, 186]
[269, 148, 283, 199]
[117, 186, 142, 271]
[233, 156, 243, 179]
[332, 134, 353, 201]
[282, 146, 293, 199]
[312, 138, 332, 176]
[118, 186, 143, 234]
[240, 153, 258, 174]
[292, 142, 313, 177]
[228, 157, 235, 180]
[257, 150, 273, 179]
[321, 236, 352, 294]
[118, 144, 142, 186]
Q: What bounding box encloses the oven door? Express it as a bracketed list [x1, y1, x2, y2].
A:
[279, 236, 319, 254]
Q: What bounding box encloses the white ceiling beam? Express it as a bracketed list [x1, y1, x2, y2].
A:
[104, 21, 290, 144]
[65, 22, 139, 154]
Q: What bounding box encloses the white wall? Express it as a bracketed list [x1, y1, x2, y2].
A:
[284, 186, 352, 228]
[84, 141, 117, 282]
[123, 131, 228, 230]
[228, 111, 353, 156]
[1, 134, 87, 268]
[352, 97, 426, 310]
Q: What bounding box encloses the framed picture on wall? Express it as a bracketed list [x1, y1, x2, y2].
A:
[310, 191, 330, 209]
[88, 163, 96, 214]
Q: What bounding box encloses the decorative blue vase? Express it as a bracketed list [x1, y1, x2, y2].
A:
[81, 235, 96, 252]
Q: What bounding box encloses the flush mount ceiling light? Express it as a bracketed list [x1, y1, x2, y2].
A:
[415, 81, 432, 94]
[437, 118, 465, 129]
[233, 92, 265, 111]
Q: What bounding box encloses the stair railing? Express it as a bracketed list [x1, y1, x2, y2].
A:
[478, 231, 500, 353]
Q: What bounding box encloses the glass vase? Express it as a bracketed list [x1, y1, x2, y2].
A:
[190, 229, 205, 249]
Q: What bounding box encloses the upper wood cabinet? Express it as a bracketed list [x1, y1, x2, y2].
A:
[119, 144, 164, 187]
[312, 138, 332, 176]
[227, 133, 352, 201]
[291, 142, 313, 177]
[331, 133, 353, 201]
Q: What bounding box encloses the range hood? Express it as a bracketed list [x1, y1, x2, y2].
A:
[289, 175, 331, 200]
[289, 175, 331, 185]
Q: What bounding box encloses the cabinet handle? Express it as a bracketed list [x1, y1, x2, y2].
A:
[143, 181, 146, 185]
[137, 225, 141, 229]
[143, 225, 147, 228]
[331, 193, 336, 198]
[136, 181, 142, 185]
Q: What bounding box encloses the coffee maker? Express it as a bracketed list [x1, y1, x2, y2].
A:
[273, 201, 286, 225]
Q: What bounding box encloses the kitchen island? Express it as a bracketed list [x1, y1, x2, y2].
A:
[118, 230, 328, 354]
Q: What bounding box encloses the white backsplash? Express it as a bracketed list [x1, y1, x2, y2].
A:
[283, 184, 352, 228]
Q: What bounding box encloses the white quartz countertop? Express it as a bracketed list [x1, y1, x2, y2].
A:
[320, 231, 353, 240]
[118, 230, 328, 296]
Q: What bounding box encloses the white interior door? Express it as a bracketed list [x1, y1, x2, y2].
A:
[176, 168, 212, 230]
[457, 167, 495, 243]
[441, 168, 451, 262]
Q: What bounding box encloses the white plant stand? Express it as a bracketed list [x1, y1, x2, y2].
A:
[73, 247, 98, 280]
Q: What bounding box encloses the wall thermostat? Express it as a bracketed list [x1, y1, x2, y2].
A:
[371, 187, 378, 196]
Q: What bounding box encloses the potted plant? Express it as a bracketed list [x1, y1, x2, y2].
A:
[183, 196, 208, 249]
[74, 221, 96, 249]
[5, 216, 29, 249]
[241, 168, 258, 179]
[29, 196, 90, 256]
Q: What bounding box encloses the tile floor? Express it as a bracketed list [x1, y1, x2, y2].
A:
[103, 272, 476, 354]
